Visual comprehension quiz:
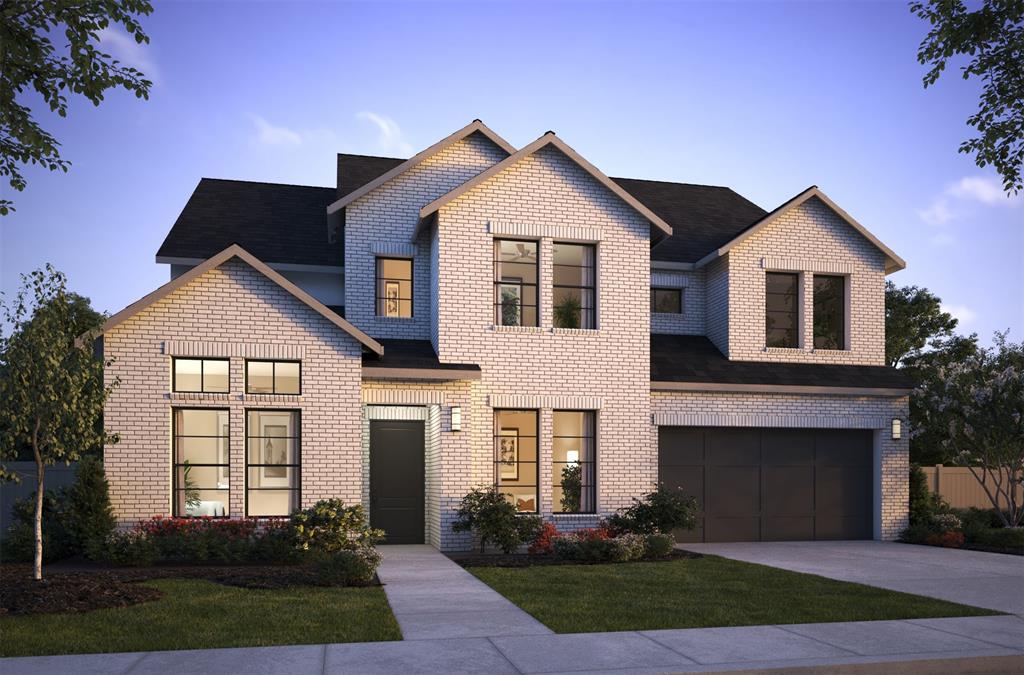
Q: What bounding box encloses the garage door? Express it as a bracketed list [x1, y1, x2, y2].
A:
[658, 427, 873, 542]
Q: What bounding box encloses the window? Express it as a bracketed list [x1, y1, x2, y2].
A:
[246, 410, 300, 516]
[172, 358, 229, 393]
[494, 410, 538, 513]
[813, 275, 846, 350]
[172, 409, 229, 517]
[246, 361, 300, 395]
[494, 240, 538, 326]
[552, 411, 596, 513]
[552, 243, 596, 329]
[765, 272, 799, 348]
[376, 257, 413, 318]
[650, 288, 682, 314]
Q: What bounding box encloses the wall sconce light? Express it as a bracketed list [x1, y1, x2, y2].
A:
[891, 418, 901, 440]
[451, 407, 462, 432]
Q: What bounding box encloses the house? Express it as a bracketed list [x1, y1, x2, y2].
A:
[94, 120, 912, 549]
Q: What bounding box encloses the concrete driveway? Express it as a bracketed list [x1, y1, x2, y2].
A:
[681, 541, 1024, 616]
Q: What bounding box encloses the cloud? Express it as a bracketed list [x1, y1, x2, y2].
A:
[943, 303, 977, 326]
[97, 27, 157, 79]
[357, 112, 414, 156]
[918, 198, 953, 226]
[918, 174, 1021, 245]
[249, 115, 303, 146]
[947, 176, 1012, 206]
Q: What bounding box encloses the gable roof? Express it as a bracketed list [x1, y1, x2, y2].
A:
[337, 153, 404, 198]
[695, 186, 906, 273]
[415, 132, 674, 240]
[156, 178, 339, 268]
[99, 244, 383, 354]
[326, 120, 515, 215]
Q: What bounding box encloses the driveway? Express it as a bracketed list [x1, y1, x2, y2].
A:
[681, 541, 1024, 616]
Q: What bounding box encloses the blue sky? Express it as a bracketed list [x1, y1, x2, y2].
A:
[1, 1, 1020, 344]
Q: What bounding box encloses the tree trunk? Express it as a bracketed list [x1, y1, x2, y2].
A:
[33, 444, 45, 581]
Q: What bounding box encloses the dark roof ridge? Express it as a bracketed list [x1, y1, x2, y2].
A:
[198, 177, 334, 190]
[336, 151, 406, 161]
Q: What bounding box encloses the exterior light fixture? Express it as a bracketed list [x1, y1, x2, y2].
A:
[451, 406, 462, 432]
[891, 418, 901, 440]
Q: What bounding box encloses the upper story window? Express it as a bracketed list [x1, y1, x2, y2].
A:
[376, 257, 413, 318]
[813, 275, 846, 350]
[765, 272, 799, 348]
[246, 360, 301, 395]
[494, 409, 538, 513]
[172, 358, 229, 393]
[650, 287, 683, 314]
[553, 243, 596, 329]
[494, 240, 539, 327]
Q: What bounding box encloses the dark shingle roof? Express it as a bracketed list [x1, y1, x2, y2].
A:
[611, 178, 767, 263]
[336, 153, 405, 198]
[156, 178, 340, 267]
[651, 334, 914, 389]
[362, 339, 480, 372]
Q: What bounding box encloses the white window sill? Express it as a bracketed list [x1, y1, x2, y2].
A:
[550, 512, 600, 519]
[812, 347, 850, 353]
[167, 392, 231, 400]
[375, 316, 416, 322]
[764, 346, 806, 354]
[551, 327, 600, 335]
[491, 324, 546, 333]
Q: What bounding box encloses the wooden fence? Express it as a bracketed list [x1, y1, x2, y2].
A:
[921, 465, 1023, 510]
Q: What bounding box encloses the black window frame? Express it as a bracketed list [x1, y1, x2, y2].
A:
[765, 271, 800, 348]
[245, 408, 302, 518]
[245, 360, 302, 396]
[813, 274, 847, 350]
[650, 287, 683, 315]
[552, 242, 597, 329]
[493, 409, 540, 514]
[552, 410, 597, 514]
[493, 238, 539, 327]
[171, 407, 230, 518]
[171, 357, 230, 394]
[375, 256, 414, 318]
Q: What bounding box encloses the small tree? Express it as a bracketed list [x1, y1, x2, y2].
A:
[0, 266, 118, 579]
[918, 332, 1024, 527]
[66, 456, 117, 560]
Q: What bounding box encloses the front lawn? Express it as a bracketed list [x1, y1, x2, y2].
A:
[469, 555, 998, 633]
[0, 578, 401, 657]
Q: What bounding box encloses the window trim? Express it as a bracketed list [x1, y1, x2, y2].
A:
[764, 271, 801, 349]
[171, 407, 230, 518]
[552, 409, 597, 515]
[493, 238, 539, 327]
[171, 357, 230, 394]
[375, 256, 414, 318]
[244, 408, 302, 518]
[812, 273, 849, 351]
[493, 408, 540, 514]
[552, 241, 597, 329]
[650, 287, 683, 315]
[245, 360, 302, 396]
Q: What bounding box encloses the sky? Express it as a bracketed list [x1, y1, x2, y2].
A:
[1, 0, 1021, 345]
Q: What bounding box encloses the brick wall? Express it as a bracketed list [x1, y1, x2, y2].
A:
[103, 258, 364, 524]
[705, 256, 729, 353]
[651, 269, 705, 335]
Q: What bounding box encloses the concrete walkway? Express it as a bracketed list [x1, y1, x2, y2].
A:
[681, 541, 1024, 616]
[375, 544, 551, 640]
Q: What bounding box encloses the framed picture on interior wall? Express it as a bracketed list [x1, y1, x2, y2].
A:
[385, 281, 401, 317]
[499, 428, 519, 481]
[262, 424, 289, 484]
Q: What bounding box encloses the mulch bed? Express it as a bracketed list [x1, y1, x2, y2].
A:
[448, 548, 701, 568]
[1, 562, 377, 617]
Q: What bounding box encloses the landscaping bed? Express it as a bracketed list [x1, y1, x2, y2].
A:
[449, 548, 700, 568]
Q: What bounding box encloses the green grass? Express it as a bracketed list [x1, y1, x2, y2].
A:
[469, 555, 1000, 633]
[0, 579, 401, 657]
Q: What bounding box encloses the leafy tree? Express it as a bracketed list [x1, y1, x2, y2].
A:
[916, 332, 1024, 527]
[0, 265, 118, 579]
[910, 0, 1024, 194]
[0, 0, 154, 215]
[885, 281, 960, 367]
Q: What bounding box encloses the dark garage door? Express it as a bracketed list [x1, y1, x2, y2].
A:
[658, 427, 873, 542]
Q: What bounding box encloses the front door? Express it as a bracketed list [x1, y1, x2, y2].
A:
[369, 420, 425, 544]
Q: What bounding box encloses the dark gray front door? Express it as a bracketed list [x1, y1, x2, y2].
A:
[370, 420, 425, 544]
[658, 427, 873, 543]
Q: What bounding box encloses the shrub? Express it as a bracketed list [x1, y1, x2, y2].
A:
[314, 547, 382, 586]
[899, 521, 933, 544]
[643, 532, 675, 559]
[65, 457, 116, 561]
[3, 489, 75, 563]
[930, 512, 962, 532]
[968, 526, 1024, 554]
[292, 499, 383, 555]
[606, 485, 697, 535]
[137, 517, 258, 563]
[528, 522, 559, 555]
[616, 533, 647, 561]
[103, 530, 157, 567]
[250, 519, 303, 563]
[452, 486, 543, 554]
[925, 531, 965, 548]
[908, 465, 949, 526]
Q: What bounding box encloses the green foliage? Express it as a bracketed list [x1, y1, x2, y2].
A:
[452, 486, 543, 553]
[606, 485, 698, 535]
[553, 295, 581, 329]
[181, 461, 201, 510]
[291, 499, 383, 555]
[552, 533, 622, 562]
[314, 548, 382, 586]
[559, 463, 582, 513]
[0, 0, 154, 214]
[500, 287, 521, 326]
[885, 282, 961, 368]
[911, 0, 1024, 194]
[102, 530, 156, 567]
[908, 465, 949, 526]
[66, 457, 116, 560]
[3, 489, 75, 563]
[0, 266, 118, 578]
[644, 532, 676, 559]
[966, 524, 1024, 554]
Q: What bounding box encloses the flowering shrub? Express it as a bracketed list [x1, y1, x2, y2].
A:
[925, 531, 965, 548]
[137, 516, 260, 563]
[930, 512, 962, 532]
[528, 522, 559, 555]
